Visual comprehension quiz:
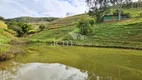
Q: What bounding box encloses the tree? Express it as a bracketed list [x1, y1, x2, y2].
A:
[39, 24, 45, 31]
[110, 0, 132, 20]
[19, 22, 32, 34]
[7, 21, 32, 37]
[86, 0, 111, 22]
[76, 18, 95, 35]
[86, 0, 132, 21]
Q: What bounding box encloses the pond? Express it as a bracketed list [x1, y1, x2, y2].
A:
[0, 44, 142, 80]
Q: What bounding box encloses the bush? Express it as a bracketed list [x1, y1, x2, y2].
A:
[7, 21, 33, 37]
[76, 18, 95, 35]
[39, 24, 45, 31]
[88, 10, 104, 22]
[88, 18, 96, 26]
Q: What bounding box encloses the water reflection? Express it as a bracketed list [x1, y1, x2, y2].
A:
[0, 63, 88, 80]
[0, 63, 122, 80]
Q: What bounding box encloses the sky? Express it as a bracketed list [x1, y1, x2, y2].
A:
[0, 0, 87, 18]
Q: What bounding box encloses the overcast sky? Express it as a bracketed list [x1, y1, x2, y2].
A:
[0, 0, 87, 18]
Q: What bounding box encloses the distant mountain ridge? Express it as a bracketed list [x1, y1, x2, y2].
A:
[5, 17, 59, 23]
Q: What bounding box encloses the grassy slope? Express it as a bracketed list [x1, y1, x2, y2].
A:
[0, 21, 15, 56]
[46, 14, 89, 28]
[27, 8, 142, 49]
[0, 21, 15, 44]
[0, 20, 7, 29]
[89, 18, 142, 48]
[27, 14, 89, 41]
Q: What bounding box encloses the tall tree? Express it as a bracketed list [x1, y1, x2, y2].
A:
[86, 0, 111, 22]
[86, 0, 132, 21]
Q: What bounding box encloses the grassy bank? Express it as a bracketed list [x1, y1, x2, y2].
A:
[0, 44, 26, 61]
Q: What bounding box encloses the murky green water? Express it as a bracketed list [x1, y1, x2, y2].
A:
[0, 45, 142, 80]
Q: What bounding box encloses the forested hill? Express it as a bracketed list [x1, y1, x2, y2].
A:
[5, 17, 59, 23]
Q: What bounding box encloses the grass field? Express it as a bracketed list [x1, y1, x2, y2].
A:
[0, 29, 15, 44]
[12, 44, 142, 80]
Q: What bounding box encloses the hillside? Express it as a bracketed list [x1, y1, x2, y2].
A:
[0, 20, 7, 29]
[5, 17, 59, 23]
[0, 21, 15, 44]
[46, 14, 89, 29]
[27, 8, 142, 49]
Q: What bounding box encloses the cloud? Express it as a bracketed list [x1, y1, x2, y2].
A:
[0, 0, 87, 18]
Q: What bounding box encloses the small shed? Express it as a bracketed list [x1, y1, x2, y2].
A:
[103, 15, 127, 22]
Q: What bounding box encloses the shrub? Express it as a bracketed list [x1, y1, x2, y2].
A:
[7, 21, 33, 37]
[88, 10, 104, 22]
[76, 18, 95, 35]
[88, 18, 96, 26]
[39, 24, 45, 31]
[20, 23, 32, 34]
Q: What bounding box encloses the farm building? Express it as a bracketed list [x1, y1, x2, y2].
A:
[103, 15, 127, 22]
